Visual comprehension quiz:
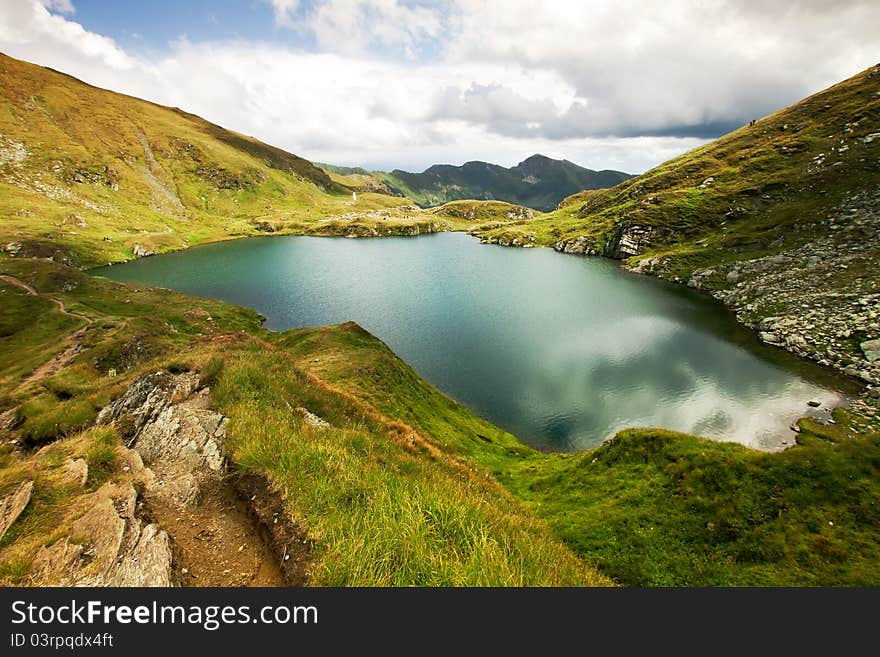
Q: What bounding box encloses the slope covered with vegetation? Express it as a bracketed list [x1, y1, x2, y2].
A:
[0, 53, 426, 269]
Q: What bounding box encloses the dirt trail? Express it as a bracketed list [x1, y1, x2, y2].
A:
[96, 371, 306, 587]
[146, 478, 286, 586]
[1, 274, 93, 385]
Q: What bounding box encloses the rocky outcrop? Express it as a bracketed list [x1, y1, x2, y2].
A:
[862, 339, 880, 363]
[480, 232, 536, 247]
[556, 224, 657, 258]
[0, 480, 33, 541]
[62, 458, 88, 488]
[98, 371, 228, 509]
[554, 235, 599, 255]
[32, 369, 233, 586]
[607, 224, 657, 258]
[93, 370, 305, 585]
[253, 221, 277, 233]
[297, 406, 331, 429]
[687, 267, 716, 289]
[132, 242, 157, 258]
[32, 483, 173, 586]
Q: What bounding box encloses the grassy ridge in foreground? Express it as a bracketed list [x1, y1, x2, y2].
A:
[212, 337, 604, 585]
[277, 318, 880, 586]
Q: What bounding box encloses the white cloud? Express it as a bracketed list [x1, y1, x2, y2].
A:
[1, 0, 135, 70]
[269, 0, 301, 24]
[1, 0, 877, 172]
[269, 0, 448, 58]
[40, 0, 74, 13]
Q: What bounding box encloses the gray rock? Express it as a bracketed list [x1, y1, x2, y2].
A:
[556, 236, 596, 255]
[861, 339, 880, 362]
[759, 331, 782, 345]
[98, 371, 228, 510]
[297, 407, 331, 429]
[62, 458, 88, 487]
[32, 483, 173, 586]
[688, 268, 715, 289]
[0, 480, 33, 541]
[132, 243, 157, 258]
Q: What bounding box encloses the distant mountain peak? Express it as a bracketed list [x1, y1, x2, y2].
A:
[370, 155, 631, 211]
[519, 153, 553, 165]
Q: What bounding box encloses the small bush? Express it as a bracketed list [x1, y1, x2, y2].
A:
[18, 396, 97, 447]
[0, 559, 31, 584]
[198, 357, 224, 389]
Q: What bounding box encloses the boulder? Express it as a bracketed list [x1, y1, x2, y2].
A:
[62, 458, 89, 487]
[32, 483, 173, 586]
[861, 339, 880, 362]
[759, 331, 783, 345]
[132, 242, 157, 258]
[555, 235, 597, 255]
[0, 480, 33, 541]
[687, 268, 715, 289]
[297, 406, 331, 429]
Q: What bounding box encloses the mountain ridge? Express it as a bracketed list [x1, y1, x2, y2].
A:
[322, 154, 632, 211]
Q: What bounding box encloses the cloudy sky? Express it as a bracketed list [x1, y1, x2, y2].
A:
[0, 0, 877, 173]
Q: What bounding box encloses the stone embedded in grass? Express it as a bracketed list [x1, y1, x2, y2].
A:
[0, 480, 34, 541]
[861, 339, 880, 362]
[62, 458, 89, 487]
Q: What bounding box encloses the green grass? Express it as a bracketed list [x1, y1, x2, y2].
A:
[212, 342, 606, 586]
[503, 426, 880, 586]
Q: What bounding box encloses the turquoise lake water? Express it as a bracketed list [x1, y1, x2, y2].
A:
[91, 232, 847, 451]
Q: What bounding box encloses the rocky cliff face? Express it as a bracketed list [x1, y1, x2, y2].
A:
[98, 370, 229, 509]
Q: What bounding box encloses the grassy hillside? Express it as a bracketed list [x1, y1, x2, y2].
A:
[473, 66, 879, 262]
[0, 53, 422, 269]
[339, 154, 631, 212]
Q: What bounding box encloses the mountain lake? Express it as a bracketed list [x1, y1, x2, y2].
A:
[91, 232, 853, 451]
